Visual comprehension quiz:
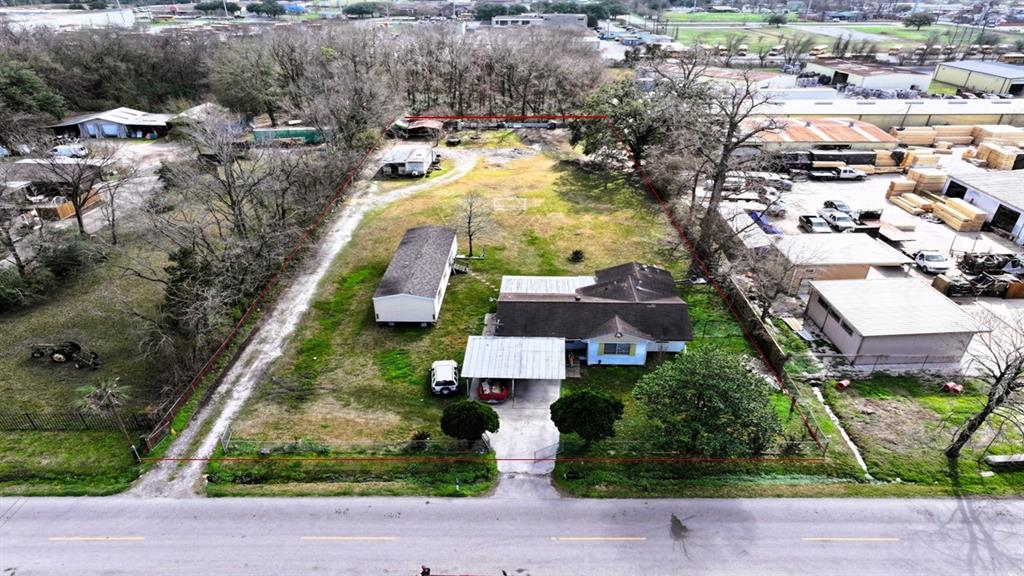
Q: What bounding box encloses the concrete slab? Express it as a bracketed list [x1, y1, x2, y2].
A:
[483, 379, 561, 476]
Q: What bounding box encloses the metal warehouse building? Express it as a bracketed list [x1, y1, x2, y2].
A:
[758, 99, 1024, 130]
[933, 61, 1024, 96]
[945, 171, 1024, 245]
[803, 60, 932, 91]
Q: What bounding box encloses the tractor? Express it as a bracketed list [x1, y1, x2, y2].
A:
[30, 341, 101, 370]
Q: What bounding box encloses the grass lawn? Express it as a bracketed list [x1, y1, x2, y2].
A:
[823, 374, 1024, 496]
[670, 26, 835, 51]
[848, 24, 1023, 45]
[215, 133, 678, 495]
[662, 12, 771, 24]
[0, 232, 169, 495]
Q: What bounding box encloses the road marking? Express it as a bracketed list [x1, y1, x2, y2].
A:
[551, 536, 647, 542]
[802, 537, 900, 543]
[300, 536, 397, 541]
[48, 536, 145, 542]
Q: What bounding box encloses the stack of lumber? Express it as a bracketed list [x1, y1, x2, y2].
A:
[849, 164, 875, 174]
[932, 125, 974, 145]
[931, 197, 986, 232]
[933, 141, 953, 154]
[972, 125, 1024, 145]
[886, 179, 917, 198]
[901, 150, 939, 168]
[907, 168, 949, 193]
[889, 192, 932, 215]
[875, 149, 897, 167]
[811, 161, 846, 169]
[890, 127, 936, 146]
[976, 142, 1023, 170]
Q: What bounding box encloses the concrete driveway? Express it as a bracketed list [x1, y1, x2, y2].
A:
[483, 379, 561, 476]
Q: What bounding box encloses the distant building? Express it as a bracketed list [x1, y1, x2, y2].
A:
[747, 117, 898, 151]
[772, 234, 911, 293]
[755, 99, 1024, 130]
[492, 13, 587, 28]
[48, 107, 176, 139]
[933, 61, 1024, 96]
[379, 145, 437, 177]
[803, 59, 931, 91]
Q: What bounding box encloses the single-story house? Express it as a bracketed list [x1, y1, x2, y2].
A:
[495, 262, 693, 366]
[748, 117, 898, 151]
[806, 279, 987, 366]
[944, 172, 1024, 245]
[803, 60, 931, 91]
[379, 145, 437, 177]
[772, 234, 912, 293]
[933, 61, 1024, 96]
[49, 107, 176, 139]
[373, 226, 457, 325]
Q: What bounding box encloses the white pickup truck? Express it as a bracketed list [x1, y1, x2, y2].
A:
[817, 208, 857, 231]
[808, 167, 867, 181]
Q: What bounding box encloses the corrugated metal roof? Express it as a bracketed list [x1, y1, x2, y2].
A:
[381, 145, 434, 164]
[49, 107, 176, 128]
[775, 234, 911, 266]
[753, 118, 896, 144]
[950, 171, 1024, 211]
[810, 279, 986, 337]
[808, 59, 930, 78]
[500, 275, 596, 294]
[938, 60, 1024, 80]
[760, 98, 1024, 118]
[460, 336, 566, 380]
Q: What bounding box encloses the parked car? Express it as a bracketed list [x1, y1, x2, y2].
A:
[823, 199, 852, 214]
[808, 167, 866, 181]
[0, 146, 9, 158]
[47, 144, 89, 158]
[915, 250, 952, 274]
[477, 379, 509, 404]
[799, 215, 832, 233]
[429, 360, 459, 396]
[817, 208, 856, 231]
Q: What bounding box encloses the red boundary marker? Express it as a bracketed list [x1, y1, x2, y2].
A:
[144, 113, 826, 463]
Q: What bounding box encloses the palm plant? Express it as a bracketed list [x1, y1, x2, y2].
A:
[76, 377, 140, 462]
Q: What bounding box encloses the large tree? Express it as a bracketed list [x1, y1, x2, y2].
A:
[474, 3, 528, 21]
[903, 11, 936, 31]
[0, 58, 64, 149]
[38, 142, 121, 236]
[441, 400, 499, 443]
[550, 390, 624, 443]
[571, 79, 674, 170]
[633, 347, 782, 456]
[211, 40, 284, 126]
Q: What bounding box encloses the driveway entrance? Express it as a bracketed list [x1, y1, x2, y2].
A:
[483, 378, 561, 475]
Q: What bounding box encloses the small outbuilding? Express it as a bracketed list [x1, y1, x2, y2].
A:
[944, 172, 1024, 245]
[933, 61, 1024, 96]
[379, 145, 437, 177]
[373, 226, 458, 326]
[806, 279, 987, 366]
[803, 60, 931, 91]
[772, 234, 911, 293]
[49, 107, 176, 139]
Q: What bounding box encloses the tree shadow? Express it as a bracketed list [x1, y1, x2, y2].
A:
[549, 162, 653, 217]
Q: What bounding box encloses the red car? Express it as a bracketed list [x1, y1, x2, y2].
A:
[477, 379, 510, 403]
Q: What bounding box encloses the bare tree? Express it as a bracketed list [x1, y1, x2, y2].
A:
[96, 146, 138, 246]
[38, 143, 120, 235]
[782, 34, 815, 67]
[455, 190, 496, 258]
[946, 313, 1024, 460]
[720, 33, 747, 68]
[739, 239, 823, 321]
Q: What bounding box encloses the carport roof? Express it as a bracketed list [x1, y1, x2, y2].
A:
[460, 336, 566, 381]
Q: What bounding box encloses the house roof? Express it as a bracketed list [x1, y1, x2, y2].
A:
[381, 145, 434, 165]
[810, 279, 986, 337]
[496, 263, 693, 342]
[407, 119, 444, 131]
[774, 234, 911, 266]
[750, 117, 897, 145]
[950, 171, 1024, 211]
[808, 59, 929, 78]
[49, 107, 176, 129]
[938, 60, 1024, 80]
[373, 226, 456, 299]
[499, 275, 596, 294]
[460, 336, 566, 381]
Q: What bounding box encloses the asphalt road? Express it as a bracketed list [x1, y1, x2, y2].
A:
[1, 496, 1021, 575]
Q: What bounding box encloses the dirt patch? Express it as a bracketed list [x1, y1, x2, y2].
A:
[847, 396, 939, 454]
[233, 396, 403, 444]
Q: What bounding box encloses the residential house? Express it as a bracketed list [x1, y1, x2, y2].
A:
[495, 263, 693, 366]
[49, 107, 176, 139]
[373, 226, 458, 325]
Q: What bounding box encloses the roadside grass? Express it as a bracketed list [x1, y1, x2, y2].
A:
[822, 373, 1024, 495]
[220, 142, 678, 495]
[0, 232, 168, 495]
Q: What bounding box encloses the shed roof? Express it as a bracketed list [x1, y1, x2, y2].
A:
[810, 279, 986, 337]
[49, 107, 176, 128]
[774, 234, 911, 266]
[950, 171, 1024, 211]
[751, 117, 896, 144]
[373, 226, 456, 299]
[938, 60, 1024, 80]
[808, 59, 929, 78]
[460, 336, 566, 380]
[381, 145, 434, 165]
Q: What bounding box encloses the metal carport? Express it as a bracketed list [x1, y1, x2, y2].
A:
[460, 336, 565, 399]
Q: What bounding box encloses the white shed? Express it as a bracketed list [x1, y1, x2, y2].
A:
[806, 279, 987, 366]
[373, 226, 457, 325]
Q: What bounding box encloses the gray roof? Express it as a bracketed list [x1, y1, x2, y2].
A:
[373, 226, 456, 299]
[938, 60, 1024, 80]
[460, 336, 566, 380]
[499, 275, 596, 294]
[496, 263, 693, 342]
[774, 234, 911, 266]
[381, 145, 434, 165]
[950, 171, 1024, 211]
[49, 107, 176, 128]
[810, 279, 986, 337]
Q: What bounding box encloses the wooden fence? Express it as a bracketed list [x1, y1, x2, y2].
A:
[0, 411, 156, 432]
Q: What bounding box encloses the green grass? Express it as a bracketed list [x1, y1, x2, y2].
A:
[669, 26, 834, 51]
[662, 12, 771, 23]
[0, 431, 139, 495]
[823, 374, 1024, 495]
[848, 24, 1023, 45]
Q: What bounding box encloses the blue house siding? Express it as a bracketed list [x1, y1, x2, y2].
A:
[586, 339, 647, 365]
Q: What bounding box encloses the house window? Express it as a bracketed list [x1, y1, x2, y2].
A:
[602, 343, 632, 355]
